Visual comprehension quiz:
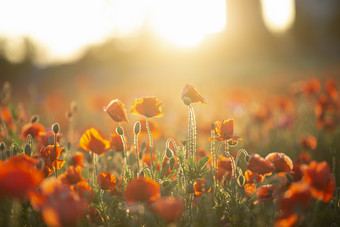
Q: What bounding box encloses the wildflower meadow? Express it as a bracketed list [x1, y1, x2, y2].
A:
[0, 76, 340, 227]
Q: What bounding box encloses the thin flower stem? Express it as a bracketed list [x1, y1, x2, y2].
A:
[134, 134, 139, 177]
[166, 138, 177, 150]
[145, 117, 154, 173]
[190, 106, 197, 161]
[210, 128, 216, 188]
[187, 107, 192, 158]
[54, 134, 58, 178]
[120, 134, 127, 180]
[224, 141, 236, 181]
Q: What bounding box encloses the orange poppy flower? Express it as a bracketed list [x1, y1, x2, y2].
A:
[36, 179, 86, 227]
[265, 152, 293, 173]
[38, 130, 62, 146]
[110, 177, 123, 197]
[247, 154, 275, 175]
[103, 99, 128, 123]
[97, 172, 117, 191]
[78, 128, 110, 155]
[244, 183, 257, 196]
[0, 106, 15, 131]
[131, 96, 163, 118]
[70, 152, 84, 167]
[193, 178, 211, 196]
[124, 177, 161, 204]
[21, 122, 45, 140]
[71, 181, 94, 202]
[256, 184, 276, 202]
[59, 166, 85, 185]
[110, 134, 130, 152]
[303, 78, 320, 96]
[39, 145, 65, 176]
[295, 151, 311, 164]
[301, 161, 335, 202]
[151, 197, 184, 223]
[300, 135, 317, 150]
[276, 182, 311, 227]
[0, 155, 44, 200]
[325, 78, 338, 101]
[181, 83, 206, 104]
[7, 154, 39, 167]
[213, 119, 242, 142]
[244, 169, 265, 184]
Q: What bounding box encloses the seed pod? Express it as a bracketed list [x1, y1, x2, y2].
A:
[133, 121, 141, 135]
[0, 142, 5, 151]
[183, 97, 191, 106]
[67, 142, 71, 150]
[238, 175, 245, 186]
[166, 148, 173, 159]
[52, 123, 60, 134]
[211, 122, 215, 130]
[285, 173, 294, 183]
[24, 144, 31, 156]
[30, 114, 39, 123]
[116, 126, 124, 136]
[170, 157, 175, 170]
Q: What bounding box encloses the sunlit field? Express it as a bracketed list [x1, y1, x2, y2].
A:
[1, 1, 340, 227]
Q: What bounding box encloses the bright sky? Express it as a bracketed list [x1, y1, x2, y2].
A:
[0, 0, 295, 65]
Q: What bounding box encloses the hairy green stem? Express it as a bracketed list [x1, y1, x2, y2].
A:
[145, 117, 154, 174]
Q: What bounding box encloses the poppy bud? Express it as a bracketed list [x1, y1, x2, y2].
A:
[116, 126, 124, 136]
[170, 157, 175, 170]
[66, 111, 73, 119]
[52, 123, 60, 134]
[166, 148, 173, 159]
[86, 153, 93, 163]
[30, 114, 39, 123]
[285, 173, 294, 183]
[0, 142, 5, 151]
[141, 141, 146, 151]
[24, 144, 31, 156]
[6, 150, 10, 158]
[48, 136, 54, 145]
[211, 123, 215, 130]
[134, 121, 141, 135]
[238, 175, 245, 186]
[186, 183, 194, 194]
[183, 97, 191, 106]
[140, 170, 144, 177]
[181, 140, 187, 146]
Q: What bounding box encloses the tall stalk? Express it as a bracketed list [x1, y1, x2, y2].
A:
[145, 117, 154, 172]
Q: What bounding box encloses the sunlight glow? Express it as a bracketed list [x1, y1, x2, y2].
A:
[261, 0, 295, 34]
[149, 0, 227, 47]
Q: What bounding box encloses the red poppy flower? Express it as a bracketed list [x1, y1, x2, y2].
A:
[244, 183, 257, 196]
[0, 155, 44, 200]
[110, 134, 130, 152]
[193, 178, 211, 196]
[276, 182, 312, 227]
[124, 177, 161, 204]
[103, 99, 128, 123]
[213, 119, 242, 142]
[256, 184, 276, 202]
[295, 152, 311, 164]
[303, 78, 320, 96]
[34, 179, 86, 227]
[181, 83, 206, 104]
[59, 166, 84, 185]
[71, 181, 94, 202]
[301, 161, 335, 202]
[70, 152, 84, 167]
[247, 154, 274, 175]
[38, 130, 62, 147]
[97, 172, 117, 191]
[265, 152, 293, 173]
[131, 96, 163, 118]
[300, 135, 317, 150]
[21, 122, 45, 140]
[325, 78, 338, 101]
[110, 178, 123, 197]
[78, 128, 110, 155]
[151, 197, 184, 223]
[0, 106, 15, 131]
[39, 145, 65, 176]
[244, 169, 265, 184]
